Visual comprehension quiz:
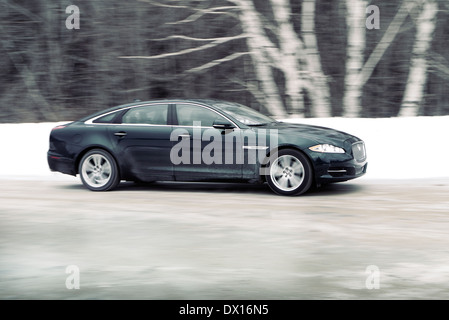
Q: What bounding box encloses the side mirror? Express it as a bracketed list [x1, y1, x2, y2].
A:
[212, 120, 235, 130]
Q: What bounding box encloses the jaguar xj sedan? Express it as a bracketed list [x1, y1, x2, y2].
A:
[47, 99, 367, 196]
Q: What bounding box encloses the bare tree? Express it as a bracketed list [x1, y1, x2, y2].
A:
[342, 0, 433, 117]
[0, 0, 59, 121]
[301, 0, 331, 117]
[234, 0, 332, 116]
[227, 0, 286, 117]
[359, 2, 413, 86]
[122, 0, 333, 118]
[342, 0, 367, 118]
[399, 0, 438, 117]
[2, 0, 447, 122]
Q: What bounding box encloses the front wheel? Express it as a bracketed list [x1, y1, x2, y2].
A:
[265, 149, 313, 196]
[79, 149, 120, 191]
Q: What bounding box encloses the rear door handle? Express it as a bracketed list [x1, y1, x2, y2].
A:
[114, 132, 127, 137]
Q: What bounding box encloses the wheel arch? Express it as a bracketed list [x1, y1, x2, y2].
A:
[261, 144, 317, 186]
[75, 146, 120, 177]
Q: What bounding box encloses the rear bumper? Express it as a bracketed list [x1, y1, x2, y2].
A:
[47, 152, 76, 176]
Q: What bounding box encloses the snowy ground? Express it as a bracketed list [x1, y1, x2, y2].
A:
[0, 116, 448, 180]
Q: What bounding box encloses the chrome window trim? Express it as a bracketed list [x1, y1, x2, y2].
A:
[84, 102, 170, 125]
[171, 125, 241, 131]
[174, 102, 240, 129]
[242, 146, 269, 150]
[83, 101, 241, 129]
[92, 123, 172, 127]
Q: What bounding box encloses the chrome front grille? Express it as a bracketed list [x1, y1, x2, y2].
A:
[352, 142, 366, 162]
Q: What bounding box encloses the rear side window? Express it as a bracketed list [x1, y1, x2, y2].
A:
[93, 111, 120, 123]
[122, 104, 169, 125]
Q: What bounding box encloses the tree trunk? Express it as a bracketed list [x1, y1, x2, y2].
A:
[343, 0, 367, 118]
[359, 1, 412, 87]
[301, 0, 331, 117]
[44, 1, 63, 114]
[269, 0, 305, 116]
[231, 0, 286, 117]
[399, 0, 437, 117]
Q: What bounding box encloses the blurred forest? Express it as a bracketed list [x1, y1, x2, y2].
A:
[1, 0, 448, 123]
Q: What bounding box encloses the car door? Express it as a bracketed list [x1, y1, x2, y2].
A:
[108, 103, 174, 181]
[172, 103, 242, 181]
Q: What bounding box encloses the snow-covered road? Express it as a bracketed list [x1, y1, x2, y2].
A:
[1, 178, 449, 299]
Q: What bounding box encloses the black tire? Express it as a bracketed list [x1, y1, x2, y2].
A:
[79, 149, 120, 191]
[265, 149, 313, 196]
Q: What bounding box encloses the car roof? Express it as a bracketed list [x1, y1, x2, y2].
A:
[77, 99, 231, 122]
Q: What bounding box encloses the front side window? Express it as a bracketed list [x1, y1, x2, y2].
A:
[211, 102, 275, 126]
[176, 104, 227, 127]
[121, 104, 168, 125]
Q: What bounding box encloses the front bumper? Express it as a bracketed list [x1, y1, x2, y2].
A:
[316, 161, 368, 184]
[47, 151, 76, 176]
[306, 140, 368, 184]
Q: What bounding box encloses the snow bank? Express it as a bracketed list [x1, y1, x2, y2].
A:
[0, 122, 72, 180]
[0, 117, 448, 180]
[282, 116, 449, 179]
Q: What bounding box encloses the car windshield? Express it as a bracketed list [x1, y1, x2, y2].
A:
[212, 102, 277, 126]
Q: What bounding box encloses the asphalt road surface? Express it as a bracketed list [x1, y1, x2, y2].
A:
[1, 177, 449, 299]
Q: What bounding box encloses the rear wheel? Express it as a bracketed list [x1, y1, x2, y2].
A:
[79, 149, 120, 191]
[265, 149, 313, 196]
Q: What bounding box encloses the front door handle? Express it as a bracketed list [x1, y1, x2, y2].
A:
[114, 132, 127, 137]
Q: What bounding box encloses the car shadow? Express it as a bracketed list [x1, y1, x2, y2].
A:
[304, 182, 364, 197]
[118, 181, 274, 195]
[62, 180, 364, 196]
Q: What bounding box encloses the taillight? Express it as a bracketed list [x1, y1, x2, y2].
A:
[52, 125, 66, 131]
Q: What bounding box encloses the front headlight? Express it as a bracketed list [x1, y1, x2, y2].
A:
[309, 144, 345, 153]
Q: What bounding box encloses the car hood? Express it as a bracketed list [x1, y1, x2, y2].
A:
[255, 121, 361, 146]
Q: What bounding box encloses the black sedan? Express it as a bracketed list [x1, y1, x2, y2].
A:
[47, 99, 367, 196]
